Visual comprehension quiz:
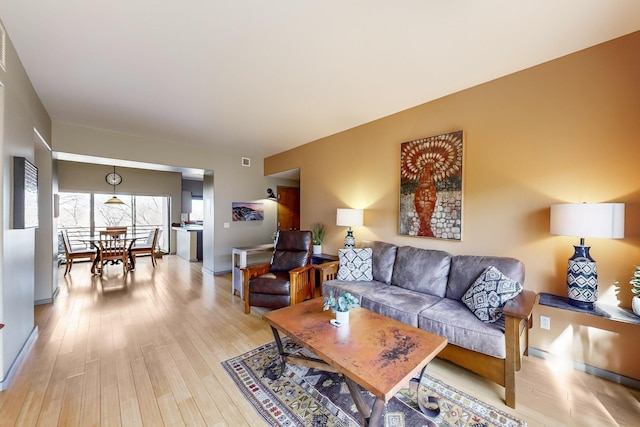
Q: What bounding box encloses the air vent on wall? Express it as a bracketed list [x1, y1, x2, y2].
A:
[0, 22, 5, 72]
[241, 157, 251, 167]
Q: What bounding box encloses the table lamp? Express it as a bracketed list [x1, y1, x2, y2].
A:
[336, 208, 363, 248]
[550, 202, 625, 309]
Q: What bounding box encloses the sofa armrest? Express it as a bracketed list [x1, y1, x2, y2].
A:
[314, 261, 339, 286]
[503, 289, 536, 320]
[502, 289, 536, 408]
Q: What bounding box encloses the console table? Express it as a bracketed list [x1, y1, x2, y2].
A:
[538, 292, 640, 325]
[231, 244, 274, 299]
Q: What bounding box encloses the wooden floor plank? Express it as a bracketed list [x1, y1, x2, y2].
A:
[0, 256, 638, 426]
[129, 358, 164, 426]
[140, 344, 183, 425]
[57, 374, 84, 427]
[79, 358, 101, 427]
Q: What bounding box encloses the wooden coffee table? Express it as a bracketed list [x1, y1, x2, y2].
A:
[262, 298, 447, 426]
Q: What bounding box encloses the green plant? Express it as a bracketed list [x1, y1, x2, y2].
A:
[311, 222, 326, 245]
[631, 266, 640, 295]
[323, 290, 360, 312]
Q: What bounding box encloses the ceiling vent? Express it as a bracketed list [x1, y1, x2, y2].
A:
[0, 22, 5, 71]
[241, 157, 251, 167]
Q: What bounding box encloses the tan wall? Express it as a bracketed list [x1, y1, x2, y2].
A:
[266, 32, 640, 379]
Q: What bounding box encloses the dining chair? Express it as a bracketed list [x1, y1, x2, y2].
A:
[61, 230, 97, 275]
[98, 230, 129, 276]
[129, 228, 159, 268]
[106, 226, 127, 233]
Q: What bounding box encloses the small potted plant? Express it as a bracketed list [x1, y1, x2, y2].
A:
[631, 265, 640, 316]
[323, 290, 359, 324]
[311, 222, 325, 255]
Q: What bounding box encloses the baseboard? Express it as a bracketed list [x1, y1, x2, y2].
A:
[201, 266, 215, 276]
[34, 286, 60, 306]
[529, 347, 640, 390]
[0, 326, 39, 391]
[214, 269, 231, 275]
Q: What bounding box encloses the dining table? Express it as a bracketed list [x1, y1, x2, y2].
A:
[80, 236, 141, 274]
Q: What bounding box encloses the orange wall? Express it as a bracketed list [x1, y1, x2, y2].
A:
[265, 32, 640, 379]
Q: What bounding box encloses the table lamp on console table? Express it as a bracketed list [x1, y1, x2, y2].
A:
[550, 202, 625, 309]
[336, 208, 364, 248]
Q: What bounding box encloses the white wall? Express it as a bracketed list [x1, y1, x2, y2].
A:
[0, 22, 52, 389]
[34, 133, 56, 304]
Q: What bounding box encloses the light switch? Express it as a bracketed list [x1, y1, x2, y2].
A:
[223, 222, 230, 229]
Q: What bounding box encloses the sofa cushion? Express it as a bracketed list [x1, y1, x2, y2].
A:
[321, 279, 386, 303]
[362, 241, 398, 284]
[418, 298, 507, 359]
[462, 266, 523, 323]
[390, 246, 451, 297]
[361, 286, 442, 327]
[337, 248, 373, 281]
[446, 255, 525, 300]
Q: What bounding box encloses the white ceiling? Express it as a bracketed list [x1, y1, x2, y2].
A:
[1, 1, 639, 160]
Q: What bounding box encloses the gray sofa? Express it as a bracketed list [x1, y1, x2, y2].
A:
[317, 241, 536, 408]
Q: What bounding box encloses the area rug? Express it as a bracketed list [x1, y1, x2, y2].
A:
[222, 339, 525, 427]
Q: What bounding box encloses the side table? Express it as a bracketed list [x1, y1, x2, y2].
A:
[231, 243, 274, 299]
[311, 253, 338, 265]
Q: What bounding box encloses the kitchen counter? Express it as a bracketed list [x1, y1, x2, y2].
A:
[172, 226, 203, 261]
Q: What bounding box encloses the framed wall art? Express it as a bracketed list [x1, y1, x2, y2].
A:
[232, 202, 264, 221]
[13, 156, 39, 229]
[399, 130, 463, 240]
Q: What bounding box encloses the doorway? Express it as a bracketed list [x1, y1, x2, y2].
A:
[276, 186, 300, 231]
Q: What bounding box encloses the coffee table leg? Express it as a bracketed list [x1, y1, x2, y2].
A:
[268, 326, 286, 379]
[344, 375, 386, 426]
[414, 364, 441, 419]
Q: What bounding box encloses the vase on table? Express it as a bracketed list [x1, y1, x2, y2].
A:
[633, 296, 640, 317]
[335, 310, 349, 324]
[313, 244, 322, 255]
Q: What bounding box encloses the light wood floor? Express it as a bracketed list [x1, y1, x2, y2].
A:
[0, 255, 638, 426]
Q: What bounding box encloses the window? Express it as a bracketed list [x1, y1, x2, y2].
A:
[191, 198, 204, 222]
[57, 192, 170, 253]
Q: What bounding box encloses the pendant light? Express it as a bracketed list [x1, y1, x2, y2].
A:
[104, 166, 124, 205]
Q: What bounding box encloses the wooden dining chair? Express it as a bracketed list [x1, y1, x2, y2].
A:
[61, 230, 97, 275]
[98, 230, 129, 276]
[129, 228, 159, 268]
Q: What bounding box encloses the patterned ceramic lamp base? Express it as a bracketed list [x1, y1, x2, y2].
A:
[344, 229, 355, 248]
[566, 245, 597, 309]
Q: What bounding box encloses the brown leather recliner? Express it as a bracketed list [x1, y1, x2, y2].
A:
[242, 230, 314, 314]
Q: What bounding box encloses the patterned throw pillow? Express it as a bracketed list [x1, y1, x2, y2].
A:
[337, 248, 373, 281]
[462, 266, 523, 323]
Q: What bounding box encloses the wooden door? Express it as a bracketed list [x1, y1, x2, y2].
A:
[277, 186, 300, 231]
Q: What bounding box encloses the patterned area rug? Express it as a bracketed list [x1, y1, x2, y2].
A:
[222, 339, 525, 427]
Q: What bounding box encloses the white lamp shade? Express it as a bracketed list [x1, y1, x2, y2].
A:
[550, 203, 624, 239]
[336, 208, 364, 227]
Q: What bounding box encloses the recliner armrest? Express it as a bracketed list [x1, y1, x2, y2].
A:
[242, 262, 271, 279]
[503, 289, 536, 320]
[289, 264, 314, 275]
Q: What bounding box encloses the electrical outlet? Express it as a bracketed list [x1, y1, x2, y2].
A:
[540, 315, 551, 330]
